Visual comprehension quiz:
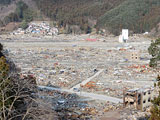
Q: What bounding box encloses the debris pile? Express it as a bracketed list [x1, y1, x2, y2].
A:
[1, 33, 156, 119]
[11, 21, 59, 36]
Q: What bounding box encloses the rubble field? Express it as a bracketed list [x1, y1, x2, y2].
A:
[0, 33, 157, 119]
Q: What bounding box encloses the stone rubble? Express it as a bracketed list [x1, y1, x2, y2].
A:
[0, 33, 157, 119]
[11, 21, 59, 36]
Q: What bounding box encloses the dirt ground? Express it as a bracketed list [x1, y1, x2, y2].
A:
[100, 110, 121, 120]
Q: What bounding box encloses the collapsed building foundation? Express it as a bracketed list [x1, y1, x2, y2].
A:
[124, 87, 157, 111]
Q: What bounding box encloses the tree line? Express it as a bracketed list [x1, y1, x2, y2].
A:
[0, 43, 57, 120]
[0, 1, 34, 29]
[0, 0, 13, 5]
[97, 0, 160, 35]
[34, 0, 160, 35]
[34, 0, 124, 34]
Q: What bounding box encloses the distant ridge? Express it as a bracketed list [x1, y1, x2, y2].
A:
[1, 0, 160, 36]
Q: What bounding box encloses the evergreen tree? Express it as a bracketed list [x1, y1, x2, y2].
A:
[148, 38, 160, 68]
[23, 9, 33, 22]
[0, 43, 38, 119]
[149, 38, 160, 120]
[16, 1, 28, 20]
[0, 44, 11, 113]
[20, 20, 28, 29]
[149, 76, 160, 120]
[0, 20, 3, 27]
[0, 0, 13, 5]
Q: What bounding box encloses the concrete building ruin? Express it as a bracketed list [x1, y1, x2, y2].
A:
[124, 87, 157, 111]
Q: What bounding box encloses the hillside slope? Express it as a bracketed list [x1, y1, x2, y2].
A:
[34, 0, 160, 35]
[34, 0, 125, 33]
[0, 0, 38, 20]
[0, 0, 45, 30]
[0, 0, 13, 5]
[1, 0, 160, 35]
[0, 0, 16, 20]
[97, 0, 160, 35]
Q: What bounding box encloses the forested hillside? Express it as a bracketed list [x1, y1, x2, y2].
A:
[0, 0, 35, 29]
[34, 0, 125, 33]
[34, 0, 160, 35]
[97, 0, 160, 35]
[1, 0, 160, 35]
[0, 0, 13, 5]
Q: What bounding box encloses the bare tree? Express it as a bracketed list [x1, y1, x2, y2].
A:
[0, 43, 57, 120]
[0, 72, 58, 120]
[0, 72, 34, 120]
